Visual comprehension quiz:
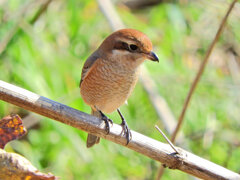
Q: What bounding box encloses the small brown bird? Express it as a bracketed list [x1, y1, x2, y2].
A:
[80, 29, 159, 148]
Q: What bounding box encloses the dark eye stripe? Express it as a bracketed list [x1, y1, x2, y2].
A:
[114, 41, 140, 53]
[114, 41, 129, 51]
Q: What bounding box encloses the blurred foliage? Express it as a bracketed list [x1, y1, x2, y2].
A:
[0, 0, 240, 179]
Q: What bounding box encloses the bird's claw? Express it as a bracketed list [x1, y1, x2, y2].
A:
[121, 120, 132, 145]
[108, 118, 113, 125]
[100, 112, 113, 134]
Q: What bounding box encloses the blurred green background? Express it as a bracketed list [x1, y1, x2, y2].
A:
[1, 0, 240, 179]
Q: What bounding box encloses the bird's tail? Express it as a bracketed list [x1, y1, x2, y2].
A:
[86, 109, 101, 148]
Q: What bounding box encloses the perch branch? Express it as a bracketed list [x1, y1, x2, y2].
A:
[0, 80, 240, 180]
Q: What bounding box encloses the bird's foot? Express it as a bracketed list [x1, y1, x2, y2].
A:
[121, 119, 132, 145]
[99, 111, 113, 134]
[117, 109, 132, 145]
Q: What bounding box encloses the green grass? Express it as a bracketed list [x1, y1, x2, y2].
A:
[1, 0, 240, 179]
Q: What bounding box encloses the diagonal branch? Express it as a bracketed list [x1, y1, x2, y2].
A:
[170, 0, 238, 143]
[157, 0, 238, 179]
[0, 80, 240, 180]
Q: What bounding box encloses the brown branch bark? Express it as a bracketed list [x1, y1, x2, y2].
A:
[0, 80, 240, 180]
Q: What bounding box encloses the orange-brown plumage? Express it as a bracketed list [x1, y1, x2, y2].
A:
[80, 29, 158, 147]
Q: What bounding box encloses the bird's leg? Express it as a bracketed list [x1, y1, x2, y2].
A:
[99, 110, 113, 134]
[117, 109, 132, 145]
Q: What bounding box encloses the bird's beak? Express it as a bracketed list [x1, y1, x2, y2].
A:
[147, 51, 159, 62]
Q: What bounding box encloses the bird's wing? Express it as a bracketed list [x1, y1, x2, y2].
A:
[80, 51, 99, 87]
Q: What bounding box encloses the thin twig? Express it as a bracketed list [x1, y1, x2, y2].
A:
[171, 0, 238, 144]
[157, 0, 238, 179]
[155, 125, 179, 154]
[30, 0, 52, 25]
[0, 80, 240, 180]
[141, 67, 179, 136]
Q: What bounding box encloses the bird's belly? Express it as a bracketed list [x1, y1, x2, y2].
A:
[98, 80, 135, 113]
[97, 92, 128, 113]
[80, 67, 138, 113]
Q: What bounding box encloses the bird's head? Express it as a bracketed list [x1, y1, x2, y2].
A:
[98, 29, 159, 67]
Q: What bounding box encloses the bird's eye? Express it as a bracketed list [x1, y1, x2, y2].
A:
[129, 44, 138, 51]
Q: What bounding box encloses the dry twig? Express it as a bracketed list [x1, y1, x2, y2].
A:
[171, 0, 238, 143]
[157, 0, 238, 179]
[0, 80, 240, 180]
[155, 125, 179, 154]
